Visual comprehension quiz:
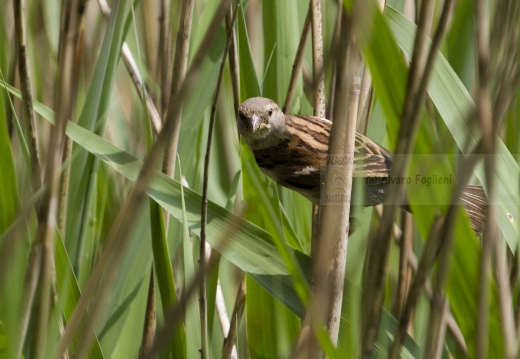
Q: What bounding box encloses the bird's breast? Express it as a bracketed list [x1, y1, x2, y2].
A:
[252, 137, 325, 203]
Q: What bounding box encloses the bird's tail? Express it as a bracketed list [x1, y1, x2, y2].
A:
[461, 185, 487, 236]
[399, 185, 487, 236]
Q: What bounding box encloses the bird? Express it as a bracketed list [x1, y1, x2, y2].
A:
[237, 96, 487, 235]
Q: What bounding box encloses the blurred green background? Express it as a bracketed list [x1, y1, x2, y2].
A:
[1, 0, 519, 358]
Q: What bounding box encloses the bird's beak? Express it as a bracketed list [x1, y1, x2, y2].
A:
[251, 114, 261, 133]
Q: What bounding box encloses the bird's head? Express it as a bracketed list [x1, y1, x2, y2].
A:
[237, 97, 287, 150]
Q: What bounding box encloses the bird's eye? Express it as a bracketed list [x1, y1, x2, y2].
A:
[268, 109, 273, 116]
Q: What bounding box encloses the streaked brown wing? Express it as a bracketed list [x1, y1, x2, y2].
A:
[290, 115, 392, 178]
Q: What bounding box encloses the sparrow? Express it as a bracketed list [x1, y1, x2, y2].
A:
[237, 96, 487, 235]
